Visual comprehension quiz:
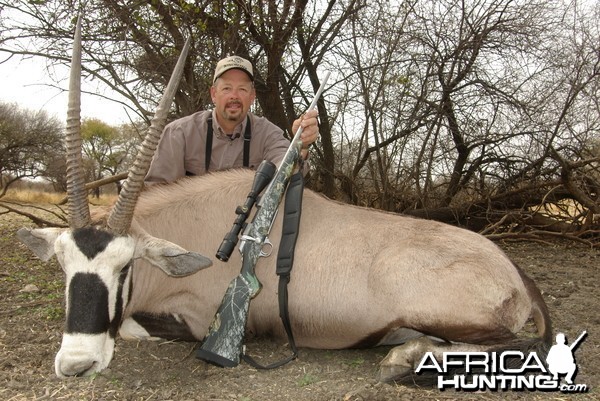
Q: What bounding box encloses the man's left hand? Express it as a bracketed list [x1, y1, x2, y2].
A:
[292, 109, 319, 158]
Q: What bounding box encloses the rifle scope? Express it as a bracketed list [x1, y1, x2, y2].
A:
[216, 160, 276, 262]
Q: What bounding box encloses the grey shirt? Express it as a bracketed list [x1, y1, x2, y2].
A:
[146, 110, 300, 184]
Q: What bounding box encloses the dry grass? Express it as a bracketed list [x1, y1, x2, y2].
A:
[2, 188, 116, 206]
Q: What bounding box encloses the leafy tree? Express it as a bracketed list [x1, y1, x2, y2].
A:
[0, 102, 64, 196]
[81, 118, 138, 196]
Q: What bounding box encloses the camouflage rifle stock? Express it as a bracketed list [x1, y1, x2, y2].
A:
[196, 71, 330, 367]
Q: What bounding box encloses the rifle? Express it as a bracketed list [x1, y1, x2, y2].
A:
[196, 72, 330, 368]
[569, 330, 587, 351]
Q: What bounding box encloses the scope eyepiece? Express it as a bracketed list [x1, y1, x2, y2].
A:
[216, 231, 240, 261]
[216, 242, 234, 261]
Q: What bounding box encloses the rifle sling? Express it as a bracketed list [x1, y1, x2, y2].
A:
[242, 170, 303, 370]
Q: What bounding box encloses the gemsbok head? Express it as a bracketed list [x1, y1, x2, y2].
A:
[17, 15, 212, 377]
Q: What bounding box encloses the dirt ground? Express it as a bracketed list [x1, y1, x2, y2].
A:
[1, 210, 598, 401]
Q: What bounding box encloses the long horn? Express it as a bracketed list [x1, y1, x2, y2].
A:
[107, 37, 191, 235]
[64, 14, 91, 229]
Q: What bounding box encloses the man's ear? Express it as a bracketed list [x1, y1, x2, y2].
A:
[210, 85, 217, 103]
[17, 227, 65, 261]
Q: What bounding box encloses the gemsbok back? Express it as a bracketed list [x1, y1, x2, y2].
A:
[18, 18, 552, 382]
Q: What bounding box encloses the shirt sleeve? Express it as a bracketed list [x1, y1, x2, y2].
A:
[145, 123, 187, 184]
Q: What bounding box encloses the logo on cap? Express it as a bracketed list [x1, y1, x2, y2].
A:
[213, 56, 254, 83]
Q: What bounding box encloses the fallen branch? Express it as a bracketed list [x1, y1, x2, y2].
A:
[0, 201, 68, 228]
[486, 229, 599, 247]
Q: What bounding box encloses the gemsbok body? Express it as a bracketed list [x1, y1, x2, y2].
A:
[17, 16, 552, 381]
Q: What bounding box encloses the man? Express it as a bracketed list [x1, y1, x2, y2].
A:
[146, 55, 319, 184]
[546, 332, 581, 385]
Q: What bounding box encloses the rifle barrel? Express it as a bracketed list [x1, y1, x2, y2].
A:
[569, 330, 587, 350]
[282, 72, 330, 164]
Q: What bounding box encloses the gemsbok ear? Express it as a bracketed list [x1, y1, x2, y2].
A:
[135, 235, 213, 276]
[17, 227, 65, 261]
[130, 222, 212, 276]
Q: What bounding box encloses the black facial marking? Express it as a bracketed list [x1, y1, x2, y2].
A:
[73, 227, 115, 260]
[109, 262, 131, 339]
[66, 272, 110, 334]
[131, 312, 196, 341]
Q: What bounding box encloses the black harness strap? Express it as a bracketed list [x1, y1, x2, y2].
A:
[242, 117, 251, 168]
[242, 170, 304, 370]
[204, 115, 251, 173]
[205, 117, 213, 173]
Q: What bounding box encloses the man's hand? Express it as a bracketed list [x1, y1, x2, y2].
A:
[292, 109, 319, 159]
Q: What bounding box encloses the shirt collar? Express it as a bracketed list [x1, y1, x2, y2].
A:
[211, 110, 250, 140]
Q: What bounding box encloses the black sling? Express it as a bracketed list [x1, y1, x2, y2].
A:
[204, 115, 252, 173]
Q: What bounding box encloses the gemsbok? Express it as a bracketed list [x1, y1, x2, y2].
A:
[17, 18, 552, 382]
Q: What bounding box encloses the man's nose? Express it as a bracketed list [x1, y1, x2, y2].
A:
[228, 88, 242, 98]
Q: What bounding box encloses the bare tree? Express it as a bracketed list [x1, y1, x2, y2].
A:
[321, 0, 598, 241]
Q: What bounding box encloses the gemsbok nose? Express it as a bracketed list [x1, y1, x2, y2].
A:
[55, 352, 97, 377]
[54, 331, 114, 377]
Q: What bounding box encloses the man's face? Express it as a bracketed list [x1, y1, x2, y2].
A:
[211, 69, 255, 127]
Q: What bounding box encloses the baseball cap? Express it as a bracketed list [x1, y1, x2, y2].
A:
[213, 56, 254, 83]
